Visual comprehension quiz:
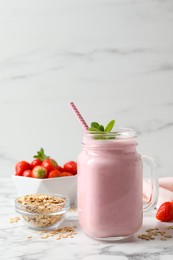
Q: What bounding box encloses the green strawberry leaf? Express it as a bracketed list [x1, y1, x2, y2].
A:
[33, 148, 49, 161]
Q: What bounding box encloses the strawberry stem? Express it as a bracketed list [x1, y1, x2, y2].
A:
[33, 148, 49, 161]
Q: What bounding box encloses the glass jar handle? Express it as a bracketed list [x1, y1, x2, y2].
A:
[142, 155, 158, 212]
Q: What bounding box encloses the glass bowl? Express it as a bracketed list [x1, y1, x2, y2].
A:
[15, 193, 70, 230]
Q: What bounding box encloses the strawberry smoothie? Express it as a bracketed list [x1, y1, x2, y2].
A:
[77, 130, 143, 239]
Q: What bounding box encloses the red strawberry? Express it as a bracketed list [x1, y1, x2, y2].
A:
[15, 161, 31, 176]
[63, 161, 77, 175]
[31, 159, 42, 169]
[32, 166, 47, 178]
[48, 170, 63, 178]
[22, 170, 32, 178]
[61, 172, 74, 177]
[156, 202, 173, 222]
[57, 166, 64, 172]
[42, 158, 58, 173]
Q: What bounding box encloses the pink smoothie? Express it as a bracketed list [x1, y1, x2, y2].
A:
[77, 134, 143, 239]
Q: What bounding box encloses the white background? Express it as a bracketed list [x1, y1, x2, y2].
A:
[0, 0, 173, 177]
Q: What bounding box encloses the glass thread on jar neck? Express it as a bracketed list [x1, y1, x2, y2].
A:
[82, 128, 138, 152]
[84, 128, 136, 139]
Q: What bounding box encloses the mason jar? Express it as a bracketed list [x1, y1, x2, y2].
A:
[77, 129, 158, 240]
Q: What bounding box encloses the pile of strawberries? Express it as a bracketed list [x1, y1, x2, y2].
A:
[15, 148, 77, 178]
[156, 201, 173, 222]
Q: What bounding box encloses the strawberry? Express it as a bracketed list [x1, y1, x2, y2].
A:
[32, 166, 47, 178]
[33, 148, 58, 173]
[22, 170, 32, 177]
[61, 172, 74, 177]
[48, 170, 63, 178]
[57, 166, 64, 172]
[63, 161, 77, 175]
[156, 202, 173, 222]
[31, 159, 42, 169]
[42, 158, 58, 173]
[15, 161, 31, 176]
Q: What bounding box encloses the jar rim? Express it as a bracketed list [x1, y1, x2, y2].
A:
[83, 128, 136, 140]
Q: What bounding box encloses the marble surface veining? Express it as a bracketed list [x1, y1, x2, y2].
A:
[0, 177, 173, 260]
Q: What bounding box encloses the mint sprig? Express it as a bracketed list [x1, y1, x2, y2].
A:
[89, 120, 115, 133]
[88, 120, 116, 139]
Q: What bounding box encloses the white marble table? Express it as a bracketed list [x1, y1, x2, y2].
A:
[0, 177, 173, 260]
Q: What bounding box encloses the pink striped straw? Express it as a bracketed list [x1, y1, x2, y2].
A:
[69, 102, 88, 131]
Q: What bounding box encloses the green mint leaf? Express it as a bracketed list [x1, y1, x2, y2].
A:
[89, 119, 116, 139]
[105, 120, 115, 133]
[93, 134, 115, 140]
[88, 127, 101, 132]
[91, 122, 100, 129]
[99, 125, 104, 132]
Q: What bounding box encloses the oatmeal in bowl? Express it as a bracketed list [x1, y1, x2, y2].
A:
[15, 194, 70, 230]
